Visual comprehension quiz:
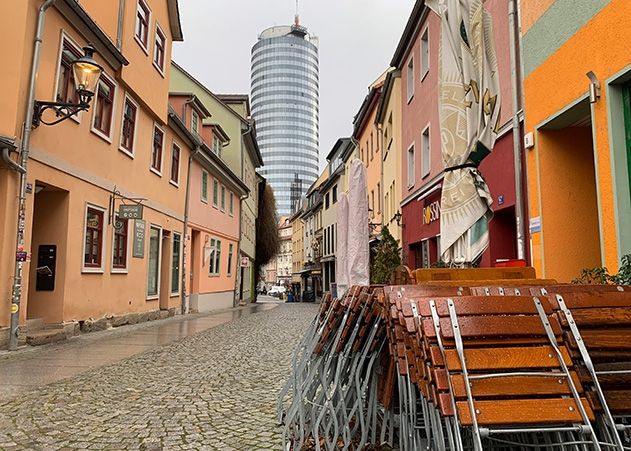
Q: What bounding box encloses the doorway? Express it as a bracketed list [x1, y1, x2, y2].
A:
[538, 99, 602, 280]
[27, 182, 69, 324]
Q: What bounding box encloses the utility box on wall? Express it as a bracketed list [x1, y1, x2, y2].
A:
[36, 244, 56, 291]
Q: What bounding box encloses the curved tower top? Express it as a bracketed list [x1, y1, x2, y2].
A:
[251, 22, 320, 216]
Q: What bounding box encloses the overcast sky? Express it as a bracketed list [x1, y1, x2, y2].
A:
[173, 0, 414, 170]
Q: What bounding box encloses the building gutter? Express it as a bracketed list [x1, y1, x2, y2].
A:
[8, 0, 58, 351]
[0, 137, 24, 174]
[116, 0, 125, 50]
[509, 0, 527, 261]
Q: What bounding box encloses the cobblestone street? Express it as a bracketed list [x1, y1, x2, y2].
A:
[0, 303, 318, 451]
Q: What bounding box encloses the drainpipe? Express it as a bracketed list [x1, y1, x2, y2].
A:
[116, 0, 125, 50]
[181, 144, 201, 315]
[509, 0, 527, 262]
[1, 145, 26, 174]
[8, 0, 58, 351]
[377, 123, 384, 229]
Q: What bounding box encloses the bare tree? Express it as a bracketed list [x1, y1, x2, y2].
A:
[254, 183, 280, 300]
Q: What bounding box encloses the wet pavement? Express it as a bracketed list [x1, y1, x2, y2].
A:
[0, 300, 317, 450]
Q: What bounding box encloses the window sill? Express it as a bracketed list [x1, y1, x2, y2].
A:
[407, 184, 415, 191]
[146, 295, 159, 301]
[201, 198, 208, 204]
[422, 172, 430, 180]
[82, 267, 104, 274]
[119, 146, 135, 159]
[420, 69, 429, 83]
[153, 61, 166, 78]
[90, 126, 113, 144]
[170, 292, 180, 298]
[169, 179, 179, 188]
[407, 94, 414, 104]
[150, 167, 162, 177]
[111, 268, 128, 274]
[135, 35, 149, 55]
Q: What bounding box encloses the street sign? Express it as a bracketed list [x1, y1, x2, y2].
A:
[133, 219, 146, 258]
[119, 204, 144, 220]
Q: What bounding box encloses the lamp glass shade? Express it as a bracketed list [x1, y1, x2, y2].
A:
[72, 47, 103, 99]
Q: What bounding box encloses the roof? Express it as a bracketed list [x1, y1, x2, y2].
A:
[376, 69, 400, 125]
[171, 62, 250, 126]
[242, 122, 264, 167]
[56, 0, 128, 68]
[167, 0, 184, 42]
[170, 92, 212, 118]
[325, 137, 352, 162]
[216, 94, 251, 118]
[390, 1, 429, 69]
[208, 123, 229, 143]
[352, 86, 382, 138]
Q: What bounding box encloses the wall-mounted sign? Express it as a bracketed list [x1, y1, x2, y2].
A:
[240, 257, 250, 268]
[423, 201, 440, 225]
[119, 204, 144, 220]
[498, 194, 505, 206]
[133, 219, 146, 258]
[529, 216, 541, 234]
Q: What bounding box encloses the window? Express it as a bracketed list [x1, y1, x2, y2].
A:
[84, 206, 104, 269]
[332, 185, 337, 203]
[407, 57, 414, 101]
[422, 127, 431, 178]
[221, 185, 226, 211]
[151, 125, 164, 173]
[56, 38, 82, 105]
[227, 243, 234, 276]
[377, 182, 381, 213]
[229, 192, 234, 215]
[370, 132, 374, 160]
[112, 217, 128, 270]
[120, 96, 137, 154]
[407, 144, 415, 188]
[92, 76, 115, 137]
[135, 0, 150, 50]
[171, 233, 181, 294]
[212, 136, 222, 157]
[209, 238, 221, 275]
[325, 192, 330, 209]
[147, 226, 161, 297]
[370, 190, 375, 218]
[169, 143, 180, 184]
[201, 170, 208, 202]
[212, 178, 219, 207]
[421, 28, 430, 80]
[153, 25, 166, 73]
[191, 110, 199, 135]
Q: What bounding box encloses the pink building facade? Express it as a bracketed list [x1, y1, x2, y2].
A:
[394, 1, 525, 269]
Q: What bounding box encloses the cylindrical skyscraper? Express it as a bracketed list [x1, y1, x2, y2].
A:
[251, 19, 319, 216]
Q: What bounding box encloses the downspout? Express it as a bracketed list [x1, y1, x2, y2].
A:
[8, 0, 58, 351]
[116, 0, 125, 50]
[377, 123, 385, 228]
[509, 0, 527, 262]
[239, 124, 253, 305]
[1, 146, 26, 174]
[181, 144, 201, 315]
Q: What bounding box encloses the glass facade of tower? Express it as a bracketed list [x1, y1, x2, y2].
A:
[251, 25, 320, 216]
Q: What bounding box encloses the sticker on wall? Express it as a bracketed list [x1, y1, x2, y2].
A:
[529, 216, 542, 234]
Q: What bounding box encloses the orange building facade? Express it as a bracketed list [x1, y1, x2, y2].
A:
[0, 0, 189, 346]
[521, 0, 631, 280]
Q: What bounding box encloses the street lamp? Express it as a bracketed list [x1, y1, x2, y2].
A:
[393, 211, 402, 226]
[32, 46, 103, 127]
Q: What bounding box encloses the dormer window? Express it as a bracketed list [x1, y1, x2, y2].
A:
[191, 110, 199, 134]
[212, 136, 221, 157]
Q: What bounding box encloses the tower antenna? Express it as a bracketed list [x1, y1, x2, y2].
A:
[294, 0, 300, 26]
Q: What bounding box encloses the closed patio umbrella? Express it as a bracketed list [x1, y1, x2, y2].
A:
[427, 0, 502, 265]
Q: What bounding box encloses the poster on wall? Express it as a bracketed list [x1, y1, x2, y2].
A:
[133, 219, 146, 258]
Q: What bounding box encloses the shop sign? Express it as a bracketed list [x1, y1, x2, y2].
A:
[119, 204, 144, 220]
[133, 219, 146, 258]
[240, 257, 250, 267]
[423, 201, 440, 225]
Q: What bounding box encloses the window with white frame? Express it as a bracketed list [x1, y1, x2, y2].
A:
[120, 96, 137, 155]
[153, 25, 166, 73]
[112, 216, 128, 270]
[421, 28, 429, 80]
[227, 243, 234, 276]
[201, 170, 208, 202]
[171, 233, 181, 294]
[407, 144, 415, 188]
[151, 125, 164, 174]
[229, 192, 234, 215]
[221, 185, 226, 211]
[212, 178, 219, 207]
[92, 75, 115, 138]
[422, 127, 430, 178]
[147, 225, 161, 297]
[56, 37, 82, 105]
[212, 136, 221, 156]
[170, 142, 180, 184]
[208, 238, 221, 276]
[84, 205, 105, 270]
[407, 57, 414, 101]
[135, 0, 150, 50]
[191, 110, 199, 135]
